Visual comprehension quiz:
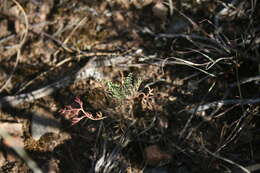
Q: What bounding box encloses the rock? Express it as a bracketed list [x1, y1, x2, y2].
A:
[144, 145, 172, 166]
[132, 0, 153, 9]
[1, 122, 23, 137]
[31, 106, 61, 140]
[0, 122, 24, 164]
[152, 2, 168, 20]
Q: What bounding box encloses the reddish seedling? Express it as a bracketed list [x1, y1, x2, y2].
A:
[60, 97, 105, 125]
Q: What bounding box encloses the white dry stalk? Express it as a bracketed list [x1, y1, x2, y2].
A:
[186, 98, 260, 114]
[94, 137, 129, 173]
[157, 33, 231, 54]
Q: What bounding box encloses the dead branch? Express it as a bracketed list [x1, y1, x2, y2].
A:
[0, 56, 133, 108]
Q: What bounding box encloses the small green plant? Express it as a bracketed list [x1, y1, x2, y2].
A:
[106, 73, 142, 100]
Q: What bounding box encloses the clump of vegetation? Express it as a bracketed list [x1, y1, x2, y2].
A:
[59, 73, 151, 125]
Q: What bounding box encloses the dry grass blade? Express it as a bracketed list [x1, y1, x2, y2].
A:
[157, 33, 231, 54]
[0, 0, 29, 93]
[180, 82, 215, 138]
[53, 17, 87, 55]
[203, 146, 250, 173]
[169, 57, 216, 77]
[94, 136, 129, 173]
[229, 75, 260, 88]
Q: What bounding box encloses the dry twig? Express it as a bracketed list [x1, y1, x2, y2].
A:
[0, 55, 133, 108]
